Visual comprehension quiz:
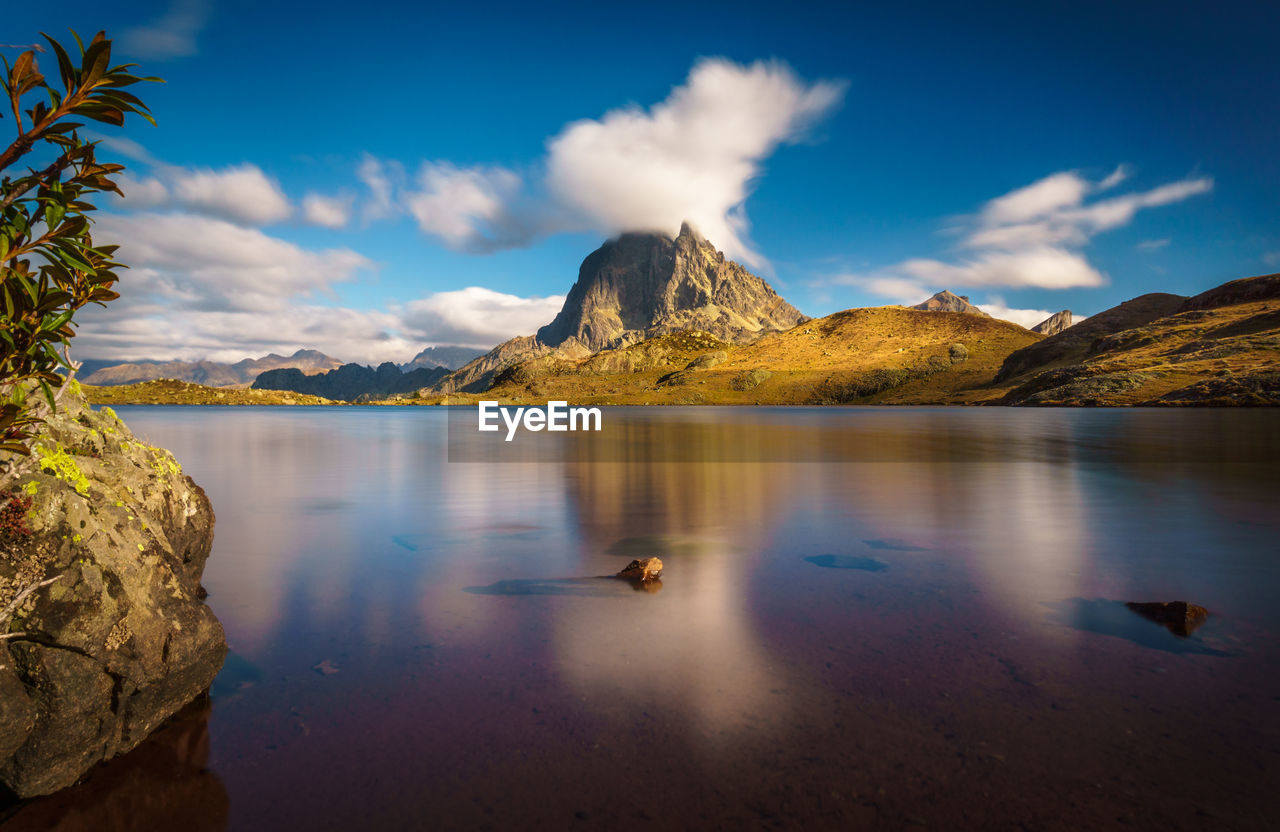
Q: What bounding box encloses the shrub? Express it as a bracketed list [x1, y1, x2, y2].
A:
[0, 31, 158, 457]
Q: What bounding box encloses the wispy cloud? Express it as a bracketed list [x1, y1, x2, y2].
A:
[824, 168, 1212, 308]
[119, 0, 211, 60]
[1137, 238, 1171, 251]
[302, 192, 354, 229]
[1264, 251, 1280, 268]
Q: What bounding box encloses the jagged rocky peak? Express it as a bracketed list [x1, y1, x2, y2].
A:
[534, 221, 807, 352]
[1032, 310, 1074, 335]
[911, 290, 991, 317]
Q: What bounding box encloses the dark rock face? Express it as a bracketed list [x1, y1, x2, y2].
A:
[910, 291, 991, 317]
[432, 225, 805, 394]
[0, 391, 225, 798]
[253, 362, 449, 401]
[996, 293, 1187, 383]
[1031, 310, 1073, 336]
[537, 223, 806, 353]
[1125, 601, 1210, 637]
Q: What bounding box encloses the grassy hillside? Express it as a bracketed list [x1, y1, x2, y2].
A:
[470, 307, 1041, 405]
[84, 379, 339, 406]
[997, 289, 1280, 406]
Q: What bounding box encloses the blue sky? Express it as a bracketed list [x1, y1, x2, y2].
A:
[7, 0, 1279, 363]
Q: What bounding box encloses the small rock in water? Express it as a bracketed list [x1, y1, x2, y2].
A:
[1125, 601, 1210, 637]
[617, 557, 663, 582]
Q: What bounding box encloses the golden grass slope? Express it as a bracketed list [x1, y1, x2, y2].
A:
[475, 307, 1042, 405]
[84, 379, 339, 406]
[997, 293, 1280, 406]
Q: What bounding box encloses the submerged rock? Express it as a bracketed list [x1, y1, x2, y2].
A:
[617, 557, 663, 582]
[0, 389, 225, 798]
[1125, 601, 1210, 637]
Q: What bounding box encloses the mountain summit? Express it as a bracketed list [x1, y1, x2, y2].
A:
[911, 290, 991, 317]
[432, 224, 807, 392]
[535, 222, 807, 352]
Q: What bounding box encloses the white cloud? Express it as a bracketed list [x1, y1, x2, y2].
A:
[1137, 238, 1171, 251]
[980, 172, 1092, 226]
[896, 248, 1106, 290]
[405, 163, 523, 250]
[832, 167, 1212, 303]
[115, 173, 170, 208]
[170, 164, 291, 225]
[302, 193, 353, 228]
[95, 213, 369, 312]
[75, 212, 560, 364]
[120, 0, 211, 60]
[400, 287, 565, 349]
[386, 59, 844, 263]
[975, 299, 1058, 330]
[75, 304, 416, 366]
[545, 58, 845, 267]
[111, 163, 292, 225]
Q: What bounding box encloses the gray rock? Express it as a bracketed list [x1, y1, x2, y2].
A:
[1031, 310, 1073, 336]
[0, 389, 225, 797]
[911, 291, 991, 317]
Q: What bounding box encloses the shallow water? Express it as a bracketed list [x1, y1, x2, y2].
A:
[6, 407, 1280, 830]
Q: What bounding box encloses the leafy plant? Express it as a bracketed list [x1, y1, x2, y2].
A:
[0, 31, 158, 457]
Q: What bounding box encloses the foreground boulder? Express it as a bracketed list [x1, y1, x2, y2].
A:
[617, 557, 664, 582]
[1125, 601, 1210, 637]
[0, 387, 225, 798]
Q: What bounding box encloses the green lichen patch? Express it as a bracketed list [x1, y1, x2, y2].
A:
[35, 445, 91, 496]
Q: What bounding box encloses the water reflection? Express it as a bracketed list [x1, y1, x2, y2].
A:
[0, 700, 227, 832]
[93, 405, 1280, 829]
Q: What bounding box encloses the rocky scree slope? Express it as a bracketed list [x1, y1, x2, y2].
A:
[0, 388, 225, 798]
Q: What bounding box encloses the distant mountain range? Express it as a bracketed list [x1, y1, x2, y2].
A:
[80, 349, 343, 388]
[78, 346, 484, 390]
[400, 346, 485, 371]
[252, 363, 451, 402]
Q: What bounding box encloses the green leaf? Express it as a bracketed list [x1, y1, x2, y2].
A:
[41, 32, 77, 89]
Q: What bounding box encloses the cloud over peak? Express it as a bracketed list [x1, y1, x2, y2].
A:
[389, 58, 845, 265]
[546, 58, 846, 267]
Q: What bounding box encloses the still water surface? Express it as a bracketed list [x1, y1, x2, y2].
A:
[9, 407, 1280, 830]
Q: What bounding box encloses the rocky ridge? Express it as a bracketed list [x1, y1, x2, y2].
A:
[1031, 310, 1073, 336]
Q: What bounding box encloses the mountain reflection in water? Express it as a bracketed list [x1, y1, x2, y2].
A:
[10, 405, 1274, 831]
